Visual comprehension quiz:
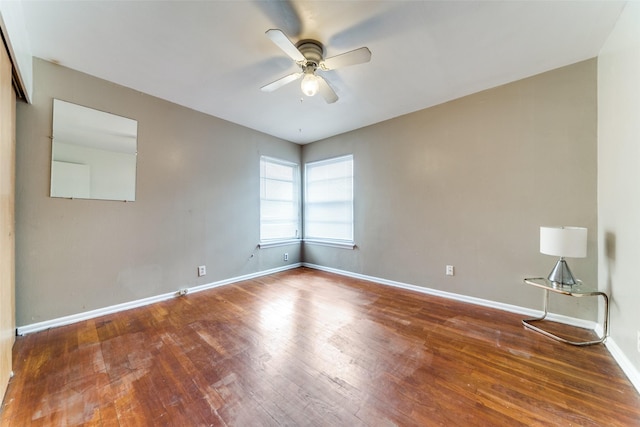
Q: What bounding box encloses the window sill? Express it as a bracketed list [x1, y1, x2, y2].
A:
[258, 239, 302, 249]
[303, 239, 356, 250]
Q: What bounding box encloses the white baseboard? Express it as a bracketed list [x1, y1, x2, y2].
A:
[16, 263, 302, 336]
[605, 337, 640, 394]
[302, 263, 596, 329]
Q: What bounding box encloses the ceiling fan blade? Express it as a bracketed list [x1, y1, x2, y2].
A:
[266, 29, 305, 63]
[261, 72, 303, 92]
[321, 47, 371, 70]
[317, 76, 338, 104]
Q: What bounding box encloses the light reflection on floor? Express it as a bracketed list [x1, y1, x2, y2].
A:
[257, 286, 373, 390]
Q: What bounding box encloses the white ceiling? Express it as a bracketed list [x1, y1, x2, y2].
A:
[21, 0, 625, 144]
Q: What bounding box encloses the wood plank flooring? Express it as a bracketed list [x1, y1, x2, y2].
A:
[1, 267, 639, 426]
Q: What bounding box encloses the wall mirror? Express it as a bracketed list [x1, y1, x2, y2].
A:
[51, 99, 138, 201]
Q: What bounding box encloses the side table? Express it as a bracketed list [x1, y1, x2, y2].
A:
[522, 277, 609, 346]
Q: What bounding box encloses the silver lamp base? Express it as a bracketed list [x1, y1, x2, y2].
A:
[547, 258, 578, 286]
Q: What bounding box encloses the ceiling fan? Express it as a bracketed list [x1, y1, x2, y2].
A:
[261, 29, 372, 104]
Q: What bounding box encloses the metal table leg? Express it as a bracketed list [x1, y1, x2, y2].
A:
[522, 289, 609, 346]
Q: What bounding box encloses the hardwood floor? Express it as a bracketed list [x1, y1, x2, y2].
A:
[1, 267, 639, 426]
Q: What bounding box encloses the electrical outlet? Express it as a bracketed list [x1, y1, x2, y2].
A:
[284, 253, 289, 262]
[446, 265, 455, 276]
[198, 265, 206, 277]
[178, 288, 188, 296]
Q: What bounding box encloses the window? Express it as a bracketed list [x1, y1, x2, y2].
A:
[260, 157, 300, 243]
[304, 155, 354, 244]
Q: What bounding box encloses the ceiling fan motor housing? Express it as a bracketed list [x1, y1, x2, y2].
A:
[296, 39, 324, 68]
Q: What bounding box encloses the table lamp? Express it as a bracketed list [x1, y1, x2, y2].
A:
[540, 226, 587, 286]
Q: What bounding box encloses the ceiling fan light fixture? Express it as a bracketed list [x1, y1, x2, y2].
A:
[263, 29, 371, 103]
[301, 71, 319, 97]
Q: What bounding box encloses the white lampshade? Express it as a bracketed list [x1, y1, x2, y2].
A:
[540, 226, 587, 258]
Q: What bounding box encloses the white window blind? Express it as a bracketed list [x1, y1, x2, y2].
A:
[304, 155, 354, 243]
[260, 157, 300, 242]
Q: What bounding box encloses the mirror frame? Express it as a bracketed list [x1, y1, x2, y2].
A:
[50, 99, 138, 201]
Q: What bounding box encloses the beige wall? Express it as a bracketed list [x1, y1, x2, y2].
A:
[16, 58, 600, 327]
[303, 59, 598, 319]
[15, 59, 301, 326]
[598, 3, 640, 373]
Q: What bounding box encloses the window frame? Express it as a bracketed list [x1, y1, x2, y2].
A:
[259, 156, 301, 246]
[303, 154, 355, 248]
